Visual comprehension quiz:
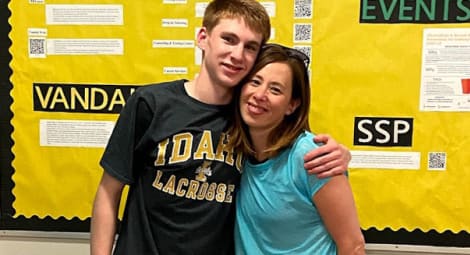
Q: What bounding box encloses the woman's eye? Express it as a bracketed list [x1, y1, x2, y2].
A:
[270, 87, 282, 94]
[250, 79, 261, 86]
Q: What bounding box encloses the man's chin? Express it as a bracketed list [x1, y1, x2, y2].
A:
[220, 76, 243, 88]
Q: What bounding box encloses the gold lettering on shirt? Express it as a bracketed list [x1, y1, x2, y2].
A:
[152, 170, 164, 189]
[154, 138, 169, 166]
[197, 182, 209, 200]
[153, 131, 242, 172]
[224, 185, 234, 203]
[194, 130, 215, 160]
[162, 175, 176, 194]
[176, 178, 188, 197]
[169, 133, 192, 164]
[206, 183, 216, 201]
[152, 170, 236, 204]
[216, 184, 227, 202]
[214, 133, 235, 166]
[186, 180, 199, 199]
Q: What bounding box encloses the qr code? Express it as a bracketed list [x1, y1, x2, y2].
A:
[294, 0, 313, 18]
[293, 45, 311, 60]
[293, 23, 312, 43]
[29, 38, 46, 55]
[428, 152, 446, 170]
[293, 45, 312, 79]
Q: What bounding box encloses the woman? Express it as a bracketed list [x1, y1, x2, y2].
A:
[228, 44, 365, 255]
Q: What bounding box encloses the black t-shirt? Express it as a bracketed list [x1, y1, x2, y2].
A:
[101, 80, 242, 255]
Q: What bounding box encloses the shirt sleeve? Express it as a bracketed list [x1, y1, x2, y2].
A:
[290, 133, 331, 200]
[99, 88, 153, 184]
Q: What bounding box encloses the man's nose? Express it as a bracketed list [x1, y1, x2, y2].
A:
[231, 44, 244, 61]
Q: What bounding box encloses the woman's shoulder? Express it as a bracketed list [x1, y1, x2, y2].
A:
[292, 131, 320, 153]
[282, 131, 320, 165]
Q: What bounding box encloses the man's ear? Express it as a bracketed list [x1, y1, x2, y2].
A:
[196, 27, 208, 50]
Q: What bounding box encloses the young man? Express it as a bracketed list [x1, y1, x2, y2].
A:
[90, 1, 351, 254]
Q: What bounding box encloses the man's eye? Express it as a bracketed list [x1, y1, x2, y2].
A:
[246, 45, 258, 52]
[222, 36, 234, 43]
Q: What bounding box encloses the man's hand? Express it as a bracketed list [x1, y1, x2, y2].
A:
[304, 134, 351, 178]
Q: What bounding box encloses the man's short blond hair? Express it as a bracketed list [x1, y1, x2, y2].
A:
[202, 0, 271, 45]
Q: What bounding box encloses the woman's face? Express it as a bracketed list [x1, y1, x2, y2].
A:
[239, 62, 299, 133]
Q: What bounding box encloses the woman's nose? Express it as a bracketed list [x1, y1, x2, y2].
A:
[253, 87, 267, 101]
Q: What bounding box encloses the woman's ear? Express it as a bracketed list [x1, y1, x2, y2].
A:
[285, 99, 300, 115]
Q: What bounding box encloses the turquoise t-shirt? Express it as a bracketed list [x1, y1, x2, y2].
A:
[235, 131, 337, 255]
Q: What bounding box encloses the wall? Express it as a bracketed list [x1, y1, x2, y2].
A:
[0, 231, 89, 255]
[1, 231, 470, 255]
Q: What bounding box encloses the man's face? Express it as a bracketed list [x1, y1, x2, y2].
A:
[198, 18, 263, 89]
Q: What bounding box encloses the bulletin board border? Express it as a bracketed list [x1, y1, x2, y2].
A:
[1, 0, 469, 246]
[0, 0, 87, 233]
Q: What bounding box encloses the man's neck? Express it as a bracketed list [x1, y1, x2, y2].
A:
[185, 74, 233, 105]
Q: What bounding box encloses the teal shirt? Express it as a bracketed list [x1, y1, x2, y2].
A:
[235, 131, 337, 255]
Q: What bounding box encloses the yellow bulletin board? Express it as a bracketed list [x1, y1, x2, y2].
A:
[2, 0, 470, 245]
[310, 0, 470, 234]
[7, 0, 310, 220]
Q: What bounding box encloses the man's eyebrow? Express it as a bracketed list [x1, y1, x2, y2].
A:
[220, 31, 237, 37]
[219, 31, 261, 48]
